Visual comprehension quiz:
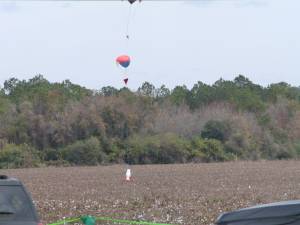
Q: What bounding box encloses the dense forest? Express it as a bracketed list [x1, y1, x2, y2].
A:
[0, 74, 300, 168]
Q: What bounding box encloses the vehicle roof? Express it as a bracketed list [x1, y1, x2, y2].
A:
[0, 175, 22, 186]
[216, 200, 300, 225]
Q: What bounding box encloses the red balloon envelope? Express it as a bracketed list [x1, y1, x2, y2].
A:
[116, 55, 131, 68]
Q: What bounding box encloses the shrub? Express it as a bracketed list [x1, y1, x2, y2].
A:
[126, 133, 190, 164]
[294, 141, 300, 157]
[62, 137, 105, 165]
[107, 142, 126, 163]
[191, 138, 230, 162]
[224, 133, 250, 159]
[44, 148, 61, 161]
[0, 144, 40, 169]
[201, 120, 231, 142]
[45, 160, 70, 167]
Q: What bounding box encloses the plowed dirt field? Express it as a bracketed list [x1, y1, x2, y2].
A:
[2, 161, 300, 225]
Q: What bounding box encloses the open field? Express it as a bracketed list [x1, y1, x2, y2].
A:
[2, 161, 300, 225]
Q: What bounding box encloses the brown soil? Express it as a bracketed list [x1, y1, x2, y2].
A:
[2, 161, 300, 225]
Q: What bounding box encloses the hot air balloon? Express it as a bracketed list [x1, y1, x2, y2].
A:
[116, 55, 131, 68]
[116, 55, 131, 85]
[117, 0, 142, 85]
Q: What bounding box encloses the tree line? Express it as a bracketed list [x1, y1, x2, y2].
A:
[0, 74, 300, 168]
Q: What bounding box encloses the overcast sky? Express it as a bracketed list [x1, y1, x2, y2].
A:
[0, 0, 299, 90]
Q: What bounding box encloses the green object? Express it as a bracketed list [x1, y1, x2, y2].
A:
[95, 216, 173, 225]
[47, 215, 174, 225]
[47, 217, 81, 225]
[81, 215, 96, 225]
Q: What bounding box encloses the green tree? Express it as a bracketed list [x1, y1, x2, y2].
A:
[100, 86, 119, 96]
[188, 81, 214, 109]
[138, 82, 156, 97]
[62, 137, 105, 165]
[201, 120, 231, 142]
[155, 85, 170, 99]
[191, 138, 229, 162]
[170, 85, 189, 105]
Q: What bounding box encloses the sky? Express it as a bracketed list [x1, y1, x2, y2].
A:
[0, 0, 299, 90]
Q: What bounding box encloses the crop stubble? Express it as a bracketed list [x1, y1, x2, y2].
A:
[2, 161, 300, 225]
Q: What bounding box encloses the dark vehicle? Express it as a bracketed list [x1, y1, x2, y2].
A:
[0, 175, 41, 225]
[216, 200, 300, 225]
